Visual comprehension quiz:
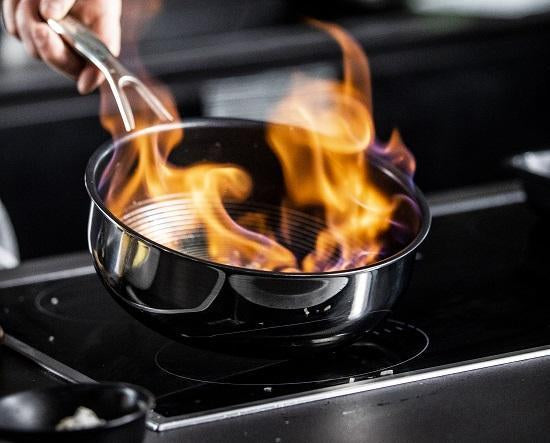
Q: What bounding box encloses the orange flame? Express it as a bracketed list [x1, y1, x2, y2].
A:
[101, 19, 416, 273]
[266, 21, 405, 271]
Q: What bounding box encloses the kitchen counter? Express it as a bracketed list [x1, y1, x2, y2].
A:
[2, 343, 550, 442]
[2, 182, 550, 441]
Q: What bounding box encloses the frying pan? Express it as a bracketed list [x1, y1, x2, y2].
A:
[86, 118, 431, 357]
[0, 383, 153, 442]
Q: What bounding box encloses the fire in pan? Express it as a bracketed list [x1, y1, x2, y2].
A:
[56, 16, 431, 357]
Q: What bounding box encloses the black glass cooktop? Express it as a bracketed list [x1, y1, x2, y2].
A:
[1, 199, 550, 429]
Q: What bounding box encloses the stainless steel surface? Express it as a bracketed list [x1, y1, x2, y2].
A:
[0, 252, 94, 289]
[508, 150, 550, 214]
[3, 335, 95, 384]
[47, 16, 173, 132]
[427, 181, 526, 217]
[509, 150, 550, 178]
[85, 118, 431, 357]
[142, 353, 550, 442]
[121, 195, 326, 268]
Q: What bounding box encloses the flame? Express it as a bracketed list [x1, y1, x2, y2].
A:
[372, 128, 416, 179]
[100, 90, 297, 270]
[266, 21, 411, 272]
[100, 19, 417, 273]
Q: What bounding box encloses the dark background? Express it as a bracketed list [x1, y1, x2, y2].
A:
[1, 0, 550, 260]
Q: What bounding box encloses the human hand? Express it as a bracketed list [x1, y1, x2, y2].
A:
[2, 0, 121, 94]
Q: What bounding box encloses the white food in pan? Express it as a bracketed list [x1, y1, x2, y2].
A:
[55, 406, 106, 431]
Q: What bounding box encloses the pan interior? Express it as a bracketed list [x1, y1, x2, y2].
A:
[97, 121, 423, 272]
[121, 194, 325, 264]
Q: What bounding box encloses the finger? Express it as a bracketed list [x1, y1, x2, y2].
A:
[15, 0, 40, 58]
[39, 0, 76, 20]
[2, 0, 20, 37]
[32, 22, 84, 79]
[88, 3, 121, 56]
[77, 64, 104, 94]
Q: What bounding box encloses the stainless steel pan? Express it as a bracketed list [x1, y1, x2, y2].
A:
[86, 118, 430, 357]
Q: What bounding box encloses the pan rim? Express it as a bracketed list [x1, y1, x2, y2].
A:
[85, 117, 431, 278]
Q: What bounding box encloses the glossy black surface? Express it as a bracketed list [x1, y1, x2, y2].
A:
[0, 383, 153, 443]
[86, 119, 430, 356]
[154, 319, 428, 386]
[1, 200, 550, 423]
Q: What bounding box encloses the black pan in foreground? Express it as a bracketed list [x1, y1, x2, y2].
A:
[0, 383, 153, 443]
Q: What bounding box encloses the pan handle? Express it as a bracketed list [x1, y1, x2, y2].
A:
[47, 16, 174, 132]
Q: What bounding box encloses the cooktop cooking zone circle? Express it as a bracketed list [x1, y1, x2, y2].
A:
[34, 280, 129, 323]
[154, 319, 428, 386]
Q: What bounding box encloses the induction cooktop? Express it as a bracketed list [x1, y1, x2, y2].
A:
[1, 182, 549, 431]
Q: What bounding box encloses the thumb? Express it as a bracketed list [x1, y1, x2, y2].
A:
[39, 0, 77, 20]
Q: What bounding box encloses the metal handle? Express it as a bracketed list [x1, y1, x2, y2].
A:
[48, 16, 174, 132]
